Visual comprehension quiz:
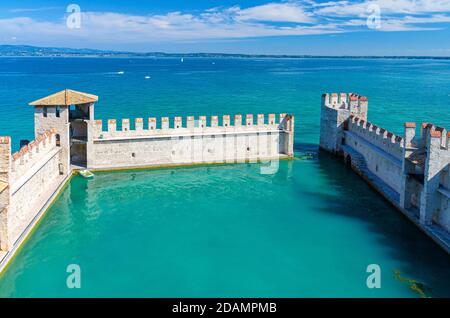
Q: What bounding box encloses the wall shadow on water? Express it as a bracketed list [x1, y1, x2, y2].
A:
[294, 142, 318, 154]
[309, 151, 450, 297]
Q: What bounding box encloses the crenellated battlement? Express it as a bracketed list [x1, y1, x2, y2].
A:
[419, 122, 450, 150]
[320, 92, 368, 154]
[92, 113, 290, 139]
[402, 121, 450, 151]
[348, 115, 404, 159]
[0, 137, 11, 186]
[322, 92, 368, 116]
[10, 129, 59, 181]
[0, 127, 64, 253]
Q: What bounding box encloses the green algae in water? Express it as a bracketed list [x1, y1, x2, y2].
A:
[394, 270, 431, 298]
[0, 158, 449, 297]
[295, 153, 316, 161]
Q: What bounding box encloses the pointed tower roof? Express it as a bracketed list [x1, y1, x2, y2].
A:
[29, 89, 98, 106]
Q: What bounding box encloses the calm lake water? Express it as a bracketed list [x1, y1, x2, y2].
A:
[0, 57, 449, 297]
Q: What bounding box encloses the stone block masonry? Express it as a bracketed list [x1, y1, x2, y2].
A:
[88, 113, 294, 170]
[0, 89, 295, 273]
[320, 92, 450, 253]
[0, 137, 11, 252]
[0, 129, 66, 253]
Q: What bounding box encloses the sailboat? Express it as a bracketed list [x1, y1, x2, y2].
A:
[181, 58, 184, 63]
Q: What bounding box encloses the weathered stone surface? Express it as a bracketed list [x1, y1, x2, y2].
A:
[320, 92, 450, 253]
[88, 115, 293, 169]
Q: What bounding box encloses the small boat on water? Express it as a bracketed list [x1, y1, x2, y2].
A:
[117, 71, 125, 75]
[79, 169, 94, 179]
[180, 58, 184, 63]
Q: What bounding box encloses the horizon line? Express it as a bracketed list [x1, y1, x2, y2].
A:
[1, 44, 450, 59]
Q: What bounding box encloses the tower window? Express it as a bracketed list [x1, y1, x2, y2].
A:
[56, 134, 61, 146]
[43, 107, 48, 117]
[56, 106, 61, 118]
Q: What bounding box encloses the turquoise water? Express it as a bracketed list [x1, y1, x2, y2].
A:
[0, 57, 450, 297]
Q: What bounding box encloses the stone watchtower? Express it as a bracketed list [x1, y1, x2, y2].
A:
[319, 93, 368, 153]
[29, 89, 98, 171]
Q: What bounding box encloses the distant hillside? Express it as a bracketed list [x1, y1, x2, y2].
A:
[0, 45, 123, 56]
[0, 44, 449, 59]
[0, 45, 309, 57]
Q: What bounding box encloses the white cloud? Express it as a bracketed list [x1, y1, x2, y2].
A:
[78, 11, 339, 40]
[316, 0, 450, 16]
[236, 3, 315, 23]
[9, 7, 60, 13]
[314, 0, 450, 32]
[1, 1, 450, 46]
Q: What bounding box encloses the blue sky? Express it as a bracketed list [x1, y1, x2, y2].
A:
[1, 0, 450, 55]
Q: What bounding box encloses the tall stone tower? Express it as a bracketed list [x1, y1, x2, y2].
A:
[319, 93, 368, 153]
[29, 89, 98, 172]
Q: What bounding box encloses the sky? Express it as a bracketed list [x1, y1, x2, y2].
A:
[1, 0, 450, 55]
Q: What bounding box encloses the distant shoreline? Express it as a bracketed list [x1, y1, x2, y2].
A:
[1, 45, 449, 60]
[2, 55, 450, 61]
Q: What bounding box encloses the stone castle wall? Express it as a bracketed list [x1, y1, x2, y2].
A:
[319, 93, 403, 193]
[88, 114, 294, 170]
[345, 116, 404, 193]
[319, 93, 368, 153]
[0, 137, 11, 251]
[319, 105, 345, 153]
[34, 106, 70, 177]
[0, 129, 68, 250]
[419, 125, 450, 231]
[348, 116, 404, 159]
[320, 92, 450, 253]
